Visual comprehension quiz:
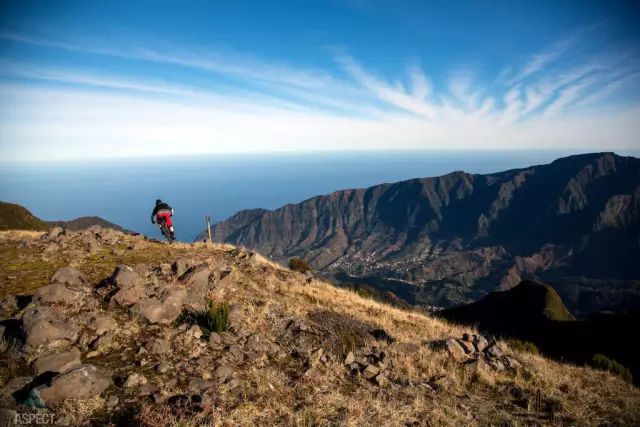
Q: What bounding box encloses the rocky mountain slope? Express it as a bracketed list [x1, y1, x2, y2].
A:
[0, 202, 48, 232]
[206, 153, 640, 316]
[0, 228, 638, 425]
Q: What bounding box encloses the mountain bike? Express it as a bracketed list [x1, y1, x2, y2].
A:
[157, 217, 175, 243]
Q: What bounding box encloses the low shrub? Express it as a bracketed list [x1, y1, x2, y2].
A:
[289, 257, 312, 274]
[590, 353, 633, 383]
[509, 339, 539, 355]
[201, 301, 230, 334]
[179, 300, 230, 337]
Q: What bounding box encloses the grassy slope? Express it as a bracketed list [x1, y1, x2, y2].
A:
[0, 202, 48, 232]
[1, 230, 638, 426]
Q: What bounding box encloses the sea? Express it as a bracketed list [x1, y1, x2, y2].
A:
[1, 150, 638, 241]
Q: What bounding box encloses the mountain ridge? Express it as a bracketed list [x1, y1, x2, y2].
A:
[204, 152, 640, 316]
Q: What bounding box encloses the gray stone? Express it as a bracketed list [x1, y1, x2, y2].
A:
[215, 365, 233, 382]
[362, 364, 380, 380]
[488, 358, 506, 372]
[50, 267, 86, 289]
[113, 265, 145, 288]
[180, 264, 212, 309]
[457, 339, 475, 354]
[33, 283, 82, 306]
[344, 351, 355, 365]
[123, 372, 147, 388]
[32, 348, 81, 375]
[90, 332, 114, 351]
[374, 372, 388, 386]
[89, 315, 118, 336]
[473, 335, 489, 353]
[38, 364, 111, 403]
[138, 383, 158, 397]
[187, 325, 203, 339]
[172, 260, 189, 277]
[187, 377, 213, 393]
[465, 357, 490, 374]
[209, 332, 223, 346]
[133, 287, 187, 324]
[445, 339, 467, 361]
[147, 338, 171, 355]
[111, 265, 148, 307]
[21, 306, 80, 353]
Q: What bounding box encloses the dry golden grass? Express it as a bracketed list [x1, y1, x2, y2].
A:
[1, 229, 638, 426]
[198, 254, 640, 426]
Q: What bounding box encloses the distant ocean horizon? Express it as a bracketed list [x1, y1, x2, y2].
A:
[2, 149, 639, 241]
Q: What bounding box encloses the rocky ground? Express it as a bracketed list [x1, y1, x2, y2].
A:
[0, 227, 639, 426]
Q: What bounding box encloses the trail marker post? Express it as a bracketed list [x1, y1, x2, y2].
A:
[206, 215, 212, 243]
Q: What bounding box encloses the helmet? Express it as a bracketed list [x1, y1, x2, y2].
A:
[156, 199, 162, 206]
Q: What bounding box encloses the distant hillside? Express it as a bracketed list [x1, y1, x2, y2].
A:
[439, 280, 640, 385]
[1, 201, 130, 233]
[46, 216, 129, 232]
[0, 201, 48, 231]
[439, 280, 575, 334]
[205, 152, 640, 317]
[438, 280, 576, 336]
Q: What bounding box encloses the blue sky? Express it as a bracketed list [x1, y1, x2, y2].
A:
[1, 0, 639, 161]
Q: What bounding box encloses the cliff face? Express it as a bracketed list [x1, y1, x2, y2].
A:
[207, 153, 640, 314]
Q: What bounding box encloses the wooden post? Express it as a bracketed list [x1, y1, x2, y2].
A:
[206, 215, 212, 243]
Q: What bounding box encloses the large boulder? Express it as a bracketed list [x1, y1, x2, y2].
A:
[133, 287, 187, 324]
[32, 283, 82, 306]
[32, 348, 82, 375]
[50, 267, 87, 290]
[21, 307, 80, 354]
[172, 260, 189, 277]
[179, 264, 212, 310]
[111, 266, 148, 307]
[37, 364, 112, 404]
[445, 339, 467, 361]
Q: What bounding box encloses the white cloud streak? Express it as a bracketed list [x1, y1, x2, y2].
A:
[0, 29, 639, 162]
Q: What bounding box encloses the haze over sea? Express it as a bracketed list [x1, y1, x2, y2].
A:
[1, 150, 638, 241]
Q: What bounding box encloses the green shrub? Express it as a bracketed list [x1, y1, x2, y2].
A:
[179, 301, 230, 337]
[509, 339, 539, 355]
[201, 301, 230, 334]
[289, 258, 312, 274]
[590, 354, 633, 383]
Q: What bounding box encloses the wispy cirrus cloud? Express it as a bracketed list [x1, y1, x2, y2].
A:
[0, 27, 639, 161]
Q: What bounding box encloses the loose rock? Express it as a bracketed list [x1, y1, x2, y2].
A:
[32, 348, 81, 375]
[38, 364, 112, 404]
